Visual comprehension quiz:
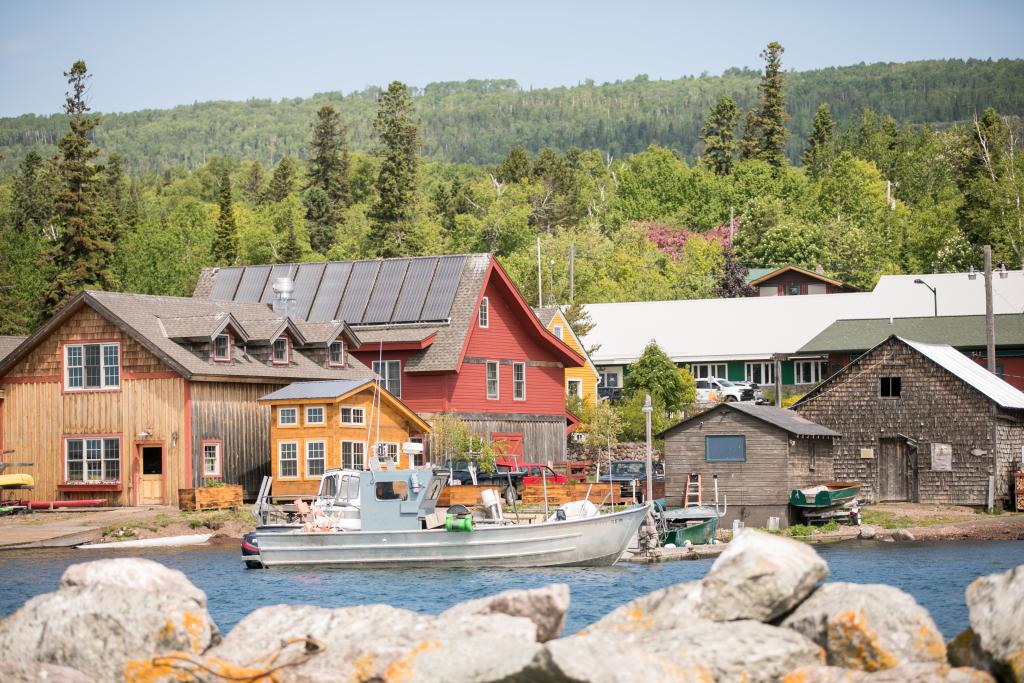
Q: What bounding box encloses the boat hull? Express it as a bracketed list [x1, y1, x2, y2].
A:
[252, 504, 649, 568]
[790, 482, 862, 508]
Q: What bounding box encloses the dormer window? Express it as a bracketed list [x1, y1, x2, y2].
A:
[272, 337, 290, 365]
[553, 324, 564, 340]
[212, 334, 231, 362]
[328, 340, 346, 367]
[479, 297, 489, 328]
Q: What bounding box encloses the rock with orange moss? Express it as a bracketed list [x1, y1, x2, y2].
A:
[2, 658, 96, 682]
[440, 583, 570, 642]
[783, 663, 996, 682]
[0, 558, 218, 683]
[581, 580, 704, 635]
[781, 582, 946, 671]
[699, 529, 829, 622]
[539, 634, 714, 683]
[961, 564, 1024, 683]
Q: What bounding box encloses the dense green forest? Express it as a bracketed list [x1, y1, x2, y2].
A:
[2, 58, 1024, 174]
[2, 47, 1023, 358]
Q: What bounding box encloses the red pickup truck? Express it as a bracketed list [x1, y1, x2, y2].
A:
[495, 457, 567, 486]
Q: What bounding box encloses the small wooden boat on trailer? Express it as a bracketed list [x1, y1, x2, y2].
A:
[243, 464, 649, 569]
[790, 482, 862, 525]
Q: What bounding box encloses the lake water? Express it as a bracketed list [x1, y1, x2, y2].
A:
[2, 539, 1022, 638]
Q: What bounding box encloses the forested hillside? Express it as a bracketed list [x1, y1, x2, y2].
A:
[2, 58, 1023, 174]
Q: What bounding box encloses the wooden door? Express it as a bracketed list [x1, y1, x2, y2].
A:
[878, 439, 908, 501]
[140, 446, 164, 505]
[491, 432, 524, 464]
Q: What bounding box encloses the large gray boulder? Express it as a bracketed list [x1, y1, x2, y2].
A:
[581, 580, 704, 636]
[784, 664, 996, 682]
[957, 564, 1024, 683]
[782, 582, 946, 671]
[440, 583, 570, 642]
[0, 558, 218, 683]
[541, 634, 713, 682]
[2, 659, 96, 683]
[699, 529, 829, 622]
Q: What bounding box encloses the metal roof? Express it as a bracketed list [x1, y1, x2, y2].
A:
[660, 402, 839, 438]
[583, 270, 1024, 366]
[258, 379, 372, 402]
[799, 315, 1024, 354]
[901, 337, 1024, 410]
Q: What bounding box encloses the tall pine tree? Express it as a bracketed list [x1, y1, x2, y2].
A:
[369, 81, 420, 257]
[740, 42, 789, 168]
[307, 106, 351, 207]
[11, 150, 54, 233]
[701, 96, 741, 176]
[496, 144, 531, 184]
[265, 157, 297, 203]
[242, 161, 267, 205]
[278, 210, 302, 263]
[211, 167, 238, 264]
[45, 60, 117, 313]
[803, 104, 836, 179]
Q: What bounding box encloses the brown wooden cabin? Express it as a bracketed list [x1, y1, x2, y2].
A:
[259, 378, 432, 498]
[749, 265, 858, 297]
[0, 291, 372, 507]
[794, 335, 1024, 508]
[660, 403, 839, 528]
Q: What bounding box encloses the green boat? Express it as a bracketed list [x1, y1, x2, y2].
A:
[789, 482, 861, 508]
[661, 517, 718, 546]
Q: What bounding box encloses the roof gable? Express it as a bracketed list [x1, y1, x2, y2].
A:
[748, 265, 848, 288]
[659, 402, 839, 439]
[258, 379, 432, 433]
[534, 306, 599, 378]
[799, 315, 1024, 354]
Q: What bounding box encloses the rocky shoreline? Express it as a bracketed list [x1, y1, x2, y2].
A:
[1, 529, 1021, 682]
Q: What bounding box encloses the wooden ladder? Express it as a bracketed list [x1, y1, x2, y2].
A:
[684, 472, 702, 507]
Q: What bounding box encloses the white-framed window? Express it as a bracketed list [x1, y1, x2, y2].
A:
[478, 296, 489, 328]
[486, 361, 499, 399]
[744, 362, 775, 385]
[690, 363, 727, 380]
[65, 436, 120, 482]
[342, 441, 365, 470]
[553, 324, 563, 340]
[598, 370, 620, 388]
[202, 441, 222, 477]
[758, 285, 778, 297]
[64, 342, 120, 391]
[374, 442, 400, 461]
[306, 440, 326, 477]
[278, 407, 298, 426]
[410, 435, 425, 467]
[373, 359, 401, 398]
[794, 360, 829, 384]
[567, 379, 582, 399]
[272, 337, 289, 365]
[513, 362, 526, 400]
[278, 441, 298, 478]
[212, 334, 231, 362]
[328, 340, 346, 367]
[305, 406, 325, 425]
[340, 406, 365, 425]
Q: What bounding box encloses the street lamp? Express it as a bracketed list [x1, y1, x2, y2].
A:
[913, 279, 937, 317]
[642, 394, 653, 504]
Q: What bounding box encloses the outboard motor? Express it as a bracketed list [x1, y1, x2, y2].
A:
[240, 532, 264, 569]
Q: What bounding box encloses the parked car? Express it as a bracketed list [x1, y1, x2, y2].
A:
[695, 377, 755, 403]
[444, 459, 525, 503]
[732, 380, 768, 404]
[597, 459, 665, 502]
[495, 457, 567, 485]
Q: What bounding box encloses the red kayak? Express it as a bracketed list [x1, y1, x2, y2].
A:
[26, 499, 105, 509]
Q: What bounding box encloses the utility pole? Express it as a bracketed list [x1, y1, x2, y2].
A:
[642, 395, 653, 504]
[772, 353, 784, 407]
[569, 242, 575, 303]
[984, 245, 995, 374]
[536, 237, 542, 309]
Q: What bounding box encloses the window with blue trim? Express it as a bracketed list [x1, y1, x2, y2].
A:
[705, 435, 746, 462]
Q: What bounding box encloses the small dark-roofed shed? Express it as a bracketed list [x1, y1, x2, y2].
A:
[660, 403, 840, 528]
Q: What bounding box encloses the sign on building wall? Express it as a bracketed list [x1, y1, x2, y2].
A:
[859, 448, 875, 459]
[930, 443, 953, 472]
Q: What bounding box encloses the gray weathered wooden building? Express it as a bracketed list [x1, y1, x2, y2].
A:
[793, 335, 1024, 507]
[660, 403, 839, 528]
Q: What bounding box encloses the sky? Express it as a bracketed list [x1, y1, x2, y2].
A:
[2, 0, 1023, 117]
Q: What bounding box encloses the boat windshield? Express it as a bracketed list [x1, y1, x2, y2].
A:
[319, 475, 338, 499]
[611, 462, 645, 478]
[339, 475, 360, 502]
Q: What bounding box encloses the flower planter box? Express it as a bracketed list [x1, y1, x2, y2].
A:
[178, 485, 243, 511]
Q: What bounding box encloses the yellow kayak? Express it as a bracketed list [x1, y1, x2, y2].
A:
[0, 473, 34, 488]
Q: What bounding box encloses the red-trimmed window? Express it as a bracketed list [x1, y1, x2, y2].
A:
[479, 297, 489, 328]
[64, 342, 120, 391]
[65, 436, 120, 483]
[201, 440, 222, 477]
[212, 334, 231, 362]
[272, 338, 290, 365]
[328, 340, 346, 367]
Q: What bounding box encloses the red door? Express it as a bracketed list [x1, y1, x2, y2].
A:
[491, 432, 523, 467]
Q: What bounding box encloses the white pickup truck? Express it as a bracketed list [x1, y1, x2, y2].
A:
[695, 377, 757, 403]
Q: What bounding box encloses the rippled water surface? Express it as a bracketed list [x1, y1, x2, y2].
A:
[2, 539, 1022, 637]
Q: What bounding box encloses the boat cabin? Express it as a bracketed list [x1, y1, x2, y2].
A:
[313, 465, 448, 531]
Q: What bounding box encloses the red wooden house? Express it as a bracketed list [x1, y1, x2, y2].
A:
[195, 254, 585, 462]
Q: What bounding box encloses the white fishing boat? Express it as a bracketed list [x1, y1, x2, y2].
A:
[242, 463, 648, 569]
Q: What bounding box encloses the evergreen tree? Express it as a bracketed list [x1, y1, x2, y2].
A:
[242, 161, 267, 205]
[10, 150, 54, 233]
[278, 210, 302, 263]
[803, 103, 836, 179]
[45, 60, 117, 313]
[211, 167, 238, 264]
[740, 42, 789, 168]
[701, 96, 740, 175]
[369, 81, 420, 257]
[303, 186, 335, 254]
[265, 157, 297, 203]
[307, 105, 351, 207]
[496, 144, 531, 184]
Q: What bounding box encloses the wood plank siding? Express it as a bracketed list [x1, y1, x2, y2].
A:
[450, 413, 567, 463]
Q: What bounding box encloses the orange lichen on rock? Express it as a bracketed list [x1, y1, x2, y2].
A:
[181, 610, 208, 654]
[912, 622, 948, 662]
[125, 653, 278, 683]
[827, 610, 899, 671]
[349, 652, 378, 683]
[383, 640, 441, 683]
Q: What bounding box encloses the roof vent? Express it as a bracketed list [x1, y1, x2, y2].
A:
[271, 277, 296, 318]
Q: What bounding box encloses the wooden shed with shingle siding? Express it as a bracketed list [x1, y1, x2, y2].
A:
[660, 402, 839, 528]
[793, 335, 1024, 507]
